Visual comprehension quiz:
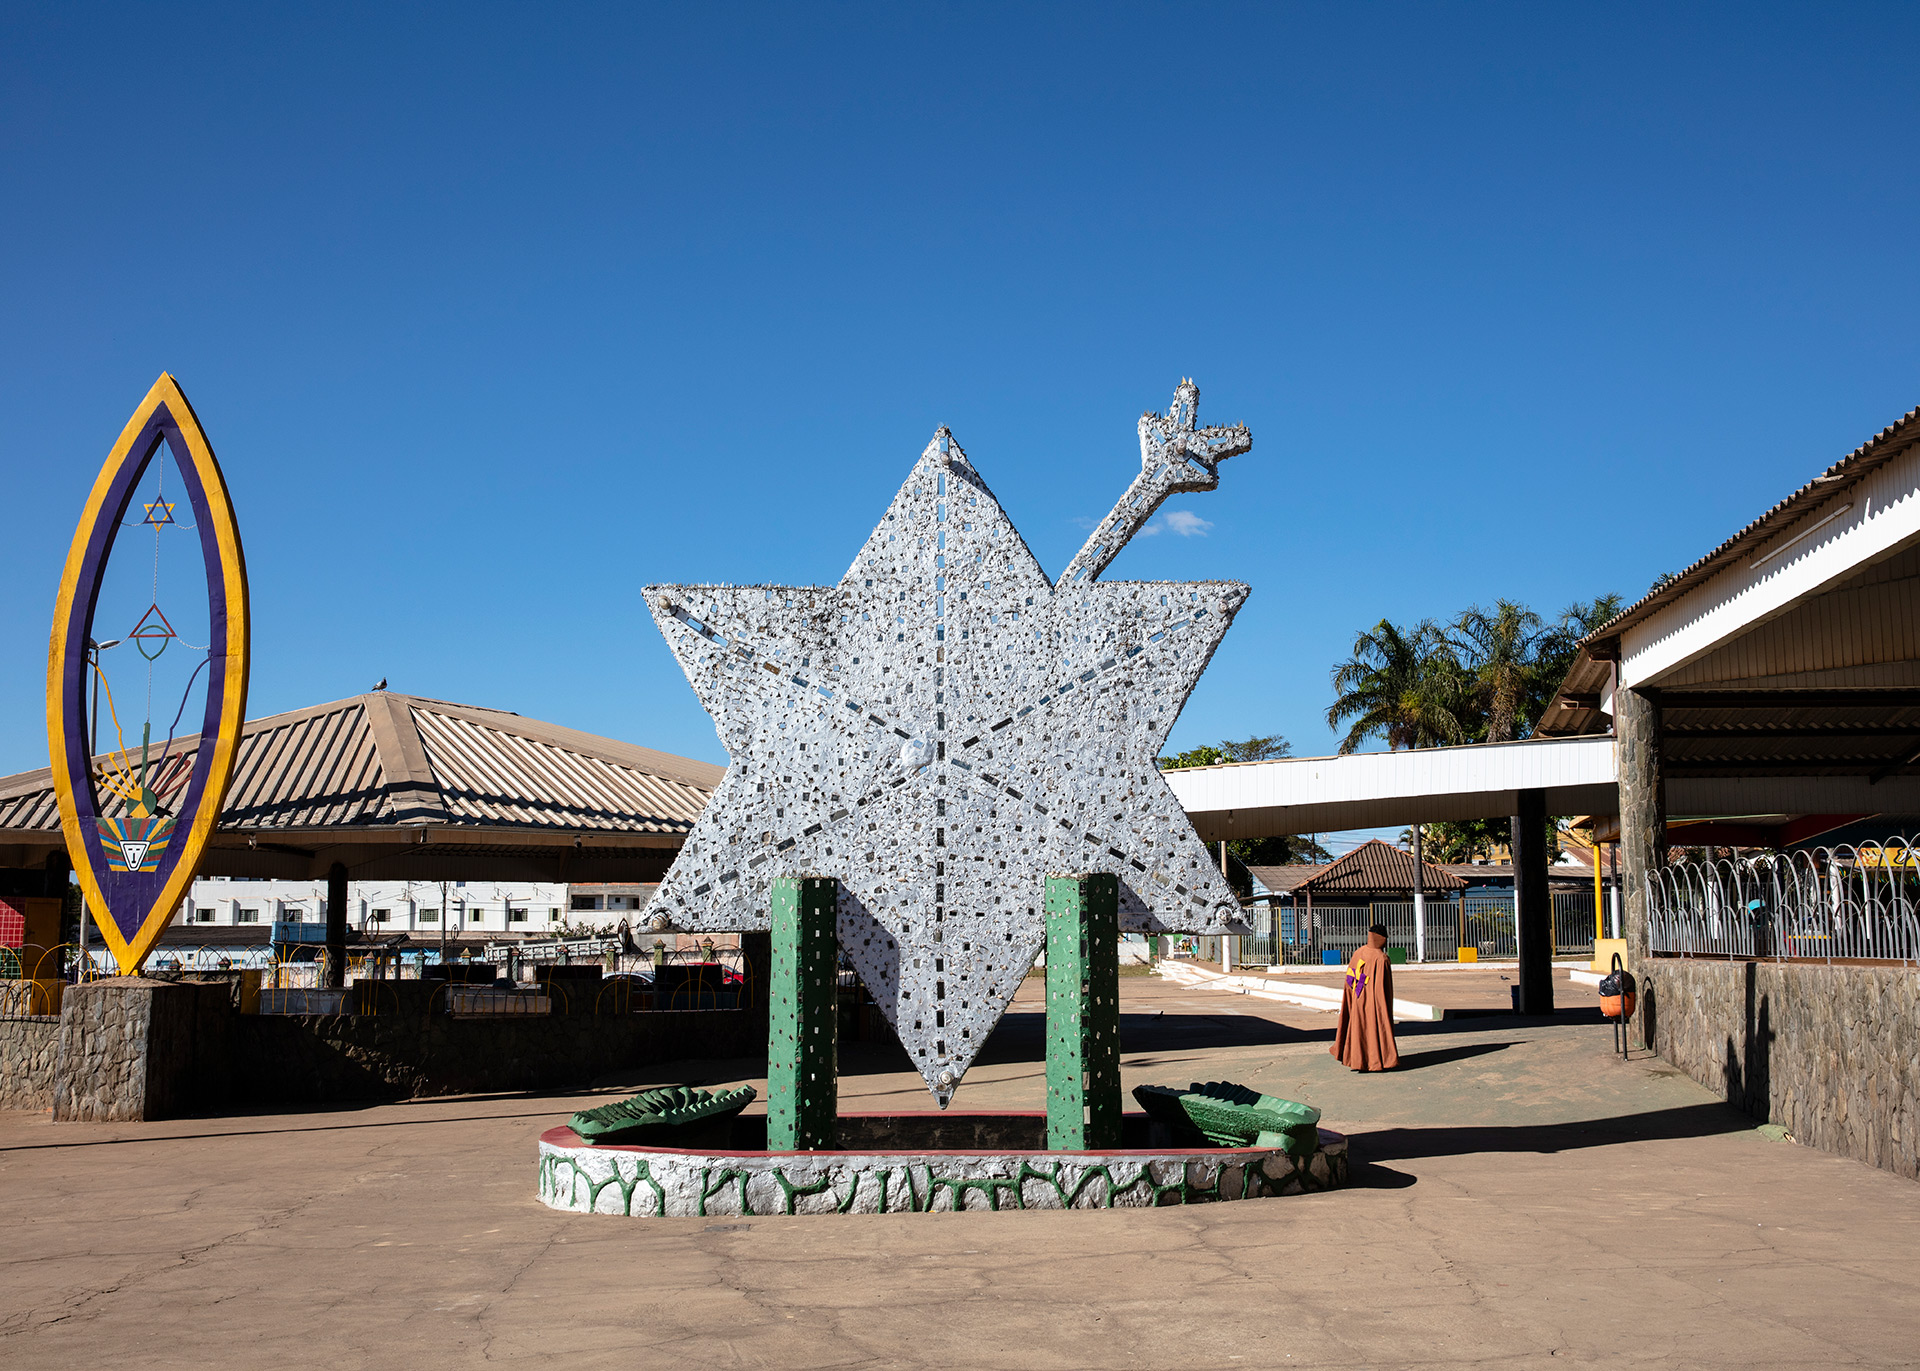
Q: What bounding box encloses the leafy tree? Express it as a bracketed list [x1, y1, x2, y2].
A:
[1325, 619, 1472, 754]
[1415, 818, 1509, 864]
[1157, 734, 1292, 771]
[1226, 833, 1332, 875]
[1217, 734, 1292, 763]
[1158, 743, 1230, 769]
[1414, 816, 1568, 864]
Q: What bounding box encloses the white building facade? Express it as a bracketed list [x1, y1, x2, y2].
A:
[178, 877, 568, 935]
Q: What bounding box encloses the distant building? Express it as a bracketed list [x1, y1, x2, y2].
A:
[168, 877, 674, 938]
[565, 883, 657, 931]
[178, 876, 566, 935]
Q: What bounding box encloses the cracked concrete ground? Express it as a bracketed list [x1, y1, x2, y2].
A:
[3, 973, 1917, 1368]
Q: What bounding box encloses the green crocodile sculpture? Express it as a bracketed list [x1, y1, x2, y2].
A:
[569, 1084, 757, 1144]
[1132, 1080, 1322, 1158]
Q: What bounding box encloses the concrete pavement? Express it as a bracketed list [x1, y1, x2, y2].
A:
[2, 976, 1916, 1368]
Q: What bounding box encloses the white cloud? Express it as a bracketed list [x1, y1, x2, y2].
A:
[1162, 509, 1213, 537]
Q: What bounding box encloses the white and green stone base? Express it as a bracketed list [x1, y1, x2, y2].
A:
[536, 1115, 1349, 1217]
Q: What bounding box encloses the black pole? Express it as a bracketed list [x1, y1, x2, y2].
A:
[325, 861, 348, 989]
[1512, 788, 1554, 1015]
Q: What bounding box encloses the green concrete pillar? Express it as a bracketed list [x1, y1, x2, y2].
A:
[768, 875, 837, 1150]
[1045, 872, 1120, 1150]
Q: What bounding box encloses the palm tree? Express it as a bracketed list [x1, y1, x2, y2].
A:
[1451, 600, 1546, 743]
[1326, 619, 1471, 754]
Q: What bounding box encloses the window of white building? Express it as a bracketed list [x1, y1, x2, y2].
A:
[236, 907, 260, 923]
[419, 908, 439, 923]
[509, 907, 528, 923]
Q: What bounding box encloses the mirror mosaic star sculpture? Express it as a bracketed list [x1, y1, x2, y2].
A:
[645, 381, 1252, 1103]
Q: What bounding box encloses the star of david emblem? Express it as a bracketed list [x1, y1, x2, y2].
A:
[142, 498, 177, 526]
[645, 381, 1254, 1101]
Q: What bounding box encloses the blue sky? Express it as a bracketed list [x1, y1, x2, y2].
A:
[5, 4, 1918, 852]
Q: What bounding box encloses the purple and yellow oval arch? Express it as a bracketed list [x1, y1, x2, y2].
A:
[46, 374, 249, 974]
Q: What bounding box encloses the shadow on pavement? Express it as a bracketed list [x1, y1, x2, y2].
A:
[1392, 1040, 1515, 1071]
[972, 1009, 1311, 1063]
[1350, 1161, 1419, 1189]
[831, 1009, 1320, 1078]
[1358, 1102, 1750, 1162]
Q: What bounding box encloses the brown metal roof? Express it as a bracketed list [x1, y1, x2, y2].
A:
[1585, 403, 1920, 651]
[0, 693, 723, 874]
[1244, 864, 1322, 895]
[1250, 852, 1597, 897]
[1541, 404, 1920, 744]
[1250, 841, 1466, 896]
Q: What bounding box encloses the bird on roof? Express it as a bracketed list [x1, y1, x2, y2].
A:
[372, 678, 387, 692]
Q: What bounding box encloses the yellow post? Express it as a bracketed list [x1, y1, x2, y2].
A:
[1593, 836, 1606, 944]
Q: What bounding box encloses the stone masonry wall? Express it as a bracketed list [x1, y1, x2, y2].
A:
[0, 1017, 59, 1110]
[231, 1007, 765, 1103]
[1642, 958, 1920, 1179]
[1, 980, 767, 1118]
[52, 979, 233, 1122]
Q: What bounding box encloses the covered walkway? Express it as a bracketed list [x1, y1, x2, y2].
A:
[1167, 403, 1920, 1044]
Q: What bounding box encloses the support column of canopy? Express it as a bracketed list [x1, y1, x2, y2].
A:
[1616, 686, 1666, 1045]
[324, 861, 348, 989]
[768, 875, 838, 1150]
[1511, 788, 1554, 1015]
[1411, 824, 1427, 963]
[1044, 872, 1121, 1150]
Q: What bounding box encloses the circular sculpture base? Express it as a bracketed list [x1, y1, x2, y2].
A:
[537, 1112, 1349, 1217]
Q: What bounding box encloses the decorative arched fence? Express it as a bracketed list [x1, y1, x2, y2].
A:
[1647, 838, 1920, 965]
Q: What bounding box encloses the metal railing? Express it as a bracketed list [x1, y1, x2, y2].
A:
[1648, 838, 1920, 965]
[1228, 893, 1602, 966]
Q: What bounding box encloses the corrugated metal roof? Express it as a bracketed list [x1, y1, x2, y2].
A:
[0, 692, 722, 840]
[1245, 864, 1321, 895]
[1249, 841, 1466, 895]
[1542, 407, 1920, 740]
[1584, 403, 1919, 649]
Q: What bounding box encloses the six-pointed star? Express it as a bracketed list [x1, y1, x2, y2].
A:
[645, 414, 1250, 1103]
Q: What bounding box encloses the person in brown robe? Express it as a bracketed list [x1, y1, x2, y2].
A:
[1331, 924, 1399, 1071]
